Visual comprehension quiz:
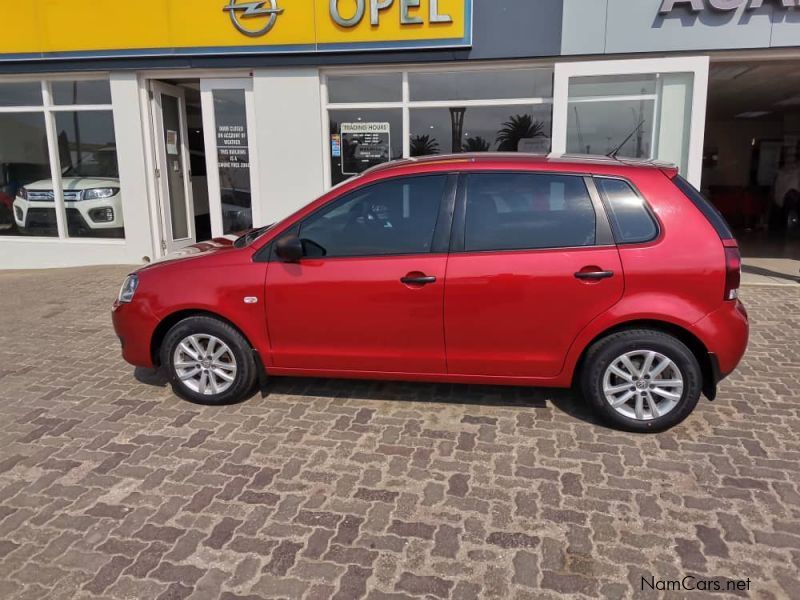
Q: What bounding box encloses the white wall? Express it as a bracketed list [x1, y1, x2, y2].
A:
[0, 73, 153, 269]
[252, 68, 325, 225]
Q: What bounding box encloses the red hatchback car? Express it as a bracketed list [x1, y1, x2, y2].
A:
[113, 154, 748, 432]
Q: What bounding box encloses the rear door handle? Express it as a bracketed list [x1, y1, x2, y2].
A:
[574, 270, 614, 280]
[401, 275, 437, 285]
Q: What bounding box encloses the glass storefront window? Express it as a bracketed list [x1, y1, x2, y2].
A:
[213, 89, 253, 234]
[52, 80, 112, 105]
[567, 99, 655, 158]
[54, 111, 124, 238]
[0, 113, 55, 237]
[0, 82, 42, 107]
[0, 78, 122, 240]
[410, 105, 552, 155]
[327, 73, 402, 103]
[409, 69, 552, 102]
[328, 108, 402, 186]
[568, 74, 658, 99]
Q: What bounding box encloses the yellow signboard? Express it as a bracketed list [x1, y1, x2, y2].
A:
[0, 0, 472, 61]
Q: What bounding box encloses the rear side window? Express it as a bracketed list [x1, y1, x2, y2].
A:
[464, 173, 596, 252]
[595, 177, 658, 244]
[672, 175, 735, 240]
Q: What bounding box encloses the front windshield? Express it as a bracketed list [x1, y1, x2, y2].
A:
[63, 149, 119, 178]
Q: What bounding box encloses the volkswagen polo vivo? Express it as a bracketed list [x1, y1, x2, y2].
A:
[112, 154, 749, 432]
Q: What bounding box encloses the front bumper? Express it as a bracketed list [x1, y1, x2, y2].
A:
[112, 299, 159, 368]
[14, 196, 124, 236]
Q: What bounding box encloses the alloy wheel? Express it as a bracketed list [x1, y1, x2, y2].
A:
[173, 334, 238, 395]
[602, 350, 684, 421]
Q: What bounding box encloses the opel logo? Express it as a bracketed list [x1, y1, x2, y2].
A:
[224, 0, 283, 37]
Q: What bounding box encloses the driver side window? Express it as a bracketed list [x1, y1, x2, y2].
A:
[299, 175, 447, 258]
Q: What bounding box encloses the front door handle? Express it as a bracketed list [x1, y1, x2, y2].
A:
[574, 270, 614, 281]
[401, 275, 437, 285]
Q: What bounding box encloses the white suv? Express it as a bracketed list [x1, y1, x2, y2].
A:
[13, 148, 123, 237]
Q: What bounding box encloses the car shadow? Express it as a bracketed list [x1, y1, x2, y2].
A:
[132, 368, 606, 428]
[260, 376, 606, 427]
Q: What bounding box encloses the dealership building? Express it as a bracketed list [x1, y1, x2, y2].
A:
[0, 0, 799, 270]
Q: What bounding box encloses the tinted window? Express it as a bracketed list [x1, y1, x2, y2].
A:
[299, 175, 446, 257]
[595, 178, 658, 244]
[672, 175, 734, 240]
[464, 173, 596, 252]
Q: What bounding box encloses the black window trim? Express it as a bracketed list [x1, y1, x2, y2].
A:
[450, 170, 615, 254]
[592, 174, 662, 246]
[266, 172, 457, 262]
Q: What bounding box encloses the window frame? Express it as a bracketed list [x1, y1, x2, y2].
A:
[592, 175, 662, 246]
[321, 64, 556, 189]
[0, 75, 116, 240]
[450, 170, 615, 255]
[272, 172, 458, 261]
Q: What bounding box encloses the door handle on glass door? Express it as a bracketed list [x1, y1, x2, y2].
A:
[574, 270, 614, 280]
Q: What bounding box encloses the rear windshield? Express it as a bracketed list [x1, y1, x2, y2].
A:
[672, 175, 734, 240]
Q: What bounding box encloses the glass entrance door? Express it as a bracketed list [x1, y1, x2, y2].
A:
[151, 81, 196, 253]
[552, 57, 710, 187]
[200, 79, 260, 237]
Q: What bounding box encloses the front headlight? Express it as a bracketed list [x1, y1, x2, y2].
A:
[17, 187, 28, 200]
[118, 274, 139, 303]
[83, 187, 120, 201]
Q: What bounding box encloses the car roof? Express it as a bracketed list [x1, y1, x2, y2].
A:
[363, 152, 677, 177]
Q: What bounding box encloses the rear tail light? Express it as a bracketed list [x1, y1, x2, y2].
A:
[724, 246, 741, 301]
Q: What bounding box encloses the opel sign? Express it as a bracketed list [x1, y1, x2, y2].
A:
[224, 0, 284, 37]
[659, 0, 797, 13]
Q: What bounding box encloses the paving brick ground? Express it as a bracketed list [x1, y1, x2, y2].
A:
[0, 265, 798, 599]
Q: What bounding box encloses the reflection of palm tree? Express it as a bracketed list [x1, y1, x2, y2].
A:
[410, 134, 440, 157]
[462, 136, 491, 152]
[496, 114, 547, 152]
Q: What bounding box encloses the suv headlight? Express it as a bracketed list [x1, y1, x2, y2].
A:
[83, 187, 120, 201]
[17, 187, 28, 200]
[118, 274, 139, 303]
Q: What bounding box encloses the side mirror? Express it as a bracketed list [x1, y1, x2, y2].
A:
[275, 235, 304, 262]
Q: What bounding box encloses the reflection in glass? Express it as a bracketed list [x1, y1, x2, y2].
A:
[0, 82, 42, 107]
[52, 80, 112, 105]
[409, 69, 553, 101]
[567, 99, 655, 158]
[55, 111, 124, 238]
[328, 109, 402, 186]
[213, 89, 253, 234]
[409, 105, 552, 156]
[568, 74, 657, 99]
[0, 113, 55, 237]
[327, 73, 402, 103]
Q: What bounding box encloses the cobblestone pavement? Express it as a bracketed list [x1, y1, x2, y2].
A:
[0, 265, 798, 600]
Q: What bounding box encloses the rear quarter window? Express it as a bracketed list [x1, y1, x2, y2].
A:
[595, 177, 658, 244]
[672, 175, 735, 240]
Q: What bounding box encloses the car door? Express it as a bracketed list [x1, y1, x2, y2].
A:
[444, 171, 624, 378]
[265, 173, 455, 374]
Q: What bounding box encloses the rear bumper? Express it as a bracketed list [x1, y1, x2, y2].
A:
[112, 300, 159, 368]
[691, 299, 749, 378]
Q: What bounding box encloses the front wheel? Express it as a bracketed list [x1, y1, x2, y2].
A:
[580, 329, 702, 433]
[161, 316, 259, 405]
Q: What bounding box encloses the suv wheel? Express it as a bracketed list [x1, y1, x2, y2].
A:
[581, 329, 702, 433]
[161, 316, 258, 405]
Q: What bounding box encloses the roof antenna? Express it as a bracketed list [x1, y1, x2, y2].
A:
[607, 120, 645, 159]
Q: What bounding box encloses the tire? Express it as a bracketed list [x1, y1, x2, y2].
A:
[161, 316, 259, 405]
[580, 329, 702, 433]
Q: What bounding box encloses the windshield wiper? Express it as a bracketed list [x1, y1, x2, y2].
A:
[234, 225, 271, 249]
[607, 119, 645, 160]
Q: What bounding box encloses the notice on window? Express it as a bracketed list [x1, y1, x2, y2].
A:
[217, 124, 250, 169]
[166, 130, 178, 155]
[340, 122, 391, 175]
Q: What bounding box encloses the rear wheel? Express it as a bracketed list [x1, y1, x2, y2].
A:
[161, 316, 258, 405]
[580, 329, 702, 433]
